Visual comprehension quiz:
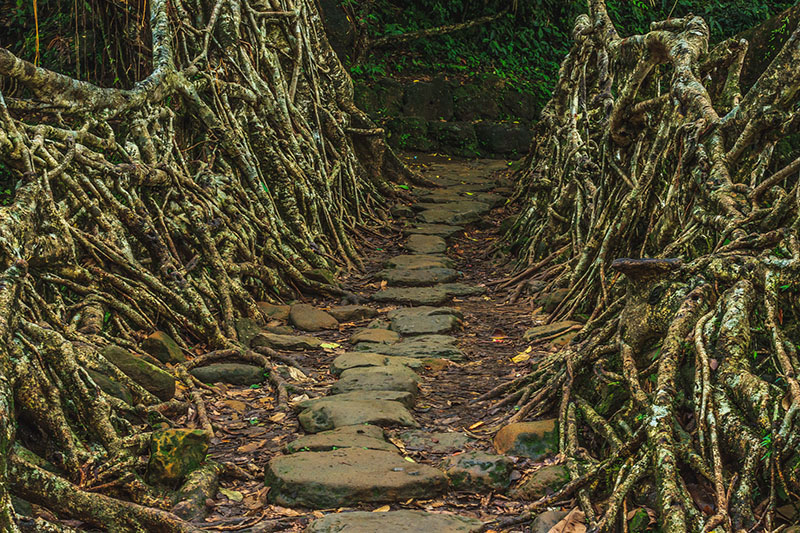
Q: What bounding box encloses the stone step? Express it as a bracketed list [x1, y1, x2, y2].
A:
[295, 390, 416, 410]
[306, 510, 483, 532]
[265, 449, 447, 508]
[331, 352, 424, 375]
[377, 267, 461, 287]
[372, 286, 450, 306]
[385, 254, 454, 270]
[388, 306, 462, 336]
[298, 399, 418, 433]
[402, 223, 464, 238]
[355, 334, 464, 361]
[330, 365, 421, 395]
[284, 425, 398, 454]
[405, 234, 447, 254]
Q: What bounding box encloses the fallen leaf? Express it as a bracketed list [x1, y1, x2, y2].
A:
[549, 508, 586, 533]
[511, 346, 533, 363]
[320, 342, 340, 349]
[404, 456, 416, 463]
[468, 421, 485, 430]
[286, 366, 307, 381]
[223, 400, 247, 413]
[237, 439, 266, 453]
[219, 488, 243, 502]
[269, 412, 287, 423]
[372, 505, 391, 512]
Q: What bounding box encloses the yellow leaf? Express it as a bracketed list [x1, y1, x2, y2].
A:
[468, 421, 485, 430]
[404, 456, 416, 463]
[372, 505, 391, 512]
[511, 346, 533, 363]
[269, 412, 287, 423]
[320, 342, 340, 349]
[219, 488, 243, 502]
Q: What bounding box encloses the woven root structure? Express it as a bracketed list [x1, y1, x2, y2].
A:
[488, 1, 800, 531]
[0, 0, 410, 529]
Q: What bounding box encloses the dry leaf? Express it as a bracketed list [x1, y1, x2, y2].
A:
[224, 400, 247, 412]
[237, 440, 266, 453]
[219, 488, 243, 502]
[403, 456, 416, 463]
[468, 421, 485, 430]
[320, 342, 340, 349]
[286, 366, 307, 381]
[372, 505, 390, 512]
[269, 412, 287, 423]
[511, 346, 532, 363]
[548, 508, 586, 533]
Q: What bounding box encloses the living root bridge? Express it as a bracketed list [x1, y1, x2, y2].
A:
[0, 0, 413, 530]
[490, 1, 800, 531]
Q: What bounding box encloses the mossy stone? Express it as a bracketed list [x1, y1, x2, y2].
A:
[141, 331, 185, 364]
[101, 345, 176, 401]
[88, 370, 133, 404]
[147, 429, 210, 487]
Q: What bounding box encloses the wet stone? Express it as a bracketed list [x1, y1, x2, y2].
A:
[510, 465, 570, 500]
[406, 234, 447, 254]
[389, 306, 462, 335]
[349, 328, 401, 344]
[327, 305, 378, 322]
[189, 363, 264, 386]
[494, 420, 558, 459]
[378, 267, 460, 287]
[307, 510, 483, 533]
[295, 390, 416, 410]
[443, 451, 514, 492]
[385, 254, 454, 270]
[289, 304, 339, 331]
[372, 286, 450, 306]
[330, 365, 420, 395]
[251, 332, 324, 351]
[298, 399, 418, 432]
[284, 425, 397, 454]
[399, 430, 474, 454]
[331, 352, 424, 375]
[265, 448, 447, 508]
[402, 224, 464, 238]
[356, 334, 464, 361]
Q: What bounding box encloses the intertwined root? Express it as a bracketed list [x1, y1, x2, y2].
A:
[0, 0, 406, 528]
[494, 1, 800, 530]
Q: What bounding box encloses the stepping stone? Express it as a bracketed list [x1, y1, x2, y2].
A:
[289, 304, 339, 331]
[406, 234, 447, 254]
[372, 286, 449, 306]
[389, 306, 462, 335]
[422, 201, 491, 218]
[330, 366, 420, 395]
[385, 254, 453, 270]
[378, 267, 460, 287]
[284, 425, 397, 454]
[256, 302, 290, 321]
[399, 430, 474, 454]
[296, 390, 416, 410]
[493, 419, 558, 459]
[265, 449, 447, 508]
[356, 335, 464, 361]
[449, 182, 495, 193]
[298, 399, 418, 432]
[402, 224, 463, 238]
[327, 305, 378, 322]
[331, 352, 423, 375]
[307, 510, 483, 532]
[252, 332, 324, 350]
[189, 363, 264, 385]
[349, 328, 400, 344]
[442, 451, 514, 492]
[439, 283, 487, 297]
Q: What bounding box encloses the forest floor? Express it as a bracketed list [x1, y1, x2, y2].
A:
[181, 155, 571, 533]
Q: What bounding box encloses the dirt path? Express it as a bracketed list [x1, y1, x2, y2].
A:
[191, 156, 560, 532]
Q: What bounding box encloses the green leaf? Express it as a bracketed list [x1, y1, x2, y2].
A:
[397, 184, 410, 190]
[320, 342, 340, 349]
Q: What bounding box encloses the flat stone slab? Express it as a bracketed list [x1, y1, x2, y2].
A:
[402, 224, 464, 238]
[327, 305, 378, 322]
[266, 449, 447, 508]
[356, 335, 464, 361]
[417, 201, 490, 225]
[285, 425, 397, 454]
[372, 286, 450, 306]
[399, 430, 474, 454]
[296, 390, 416, 410]
[388, 306, 464, 320]
[307, 510, 483, 532]
[298, 399, 418, 433]
[442, 451, 514, 492]
[390, 313, 460, 336]
[330, 366, 420, 395]
[385, 254, 453, 270]
[406, 234, 446, 254]
[190, 363, 264, 385]
[378, 267, 460, 287]
[252, 333, 324, 351]
[289, 304, 339, 331]
[414, 190, 504, 208]
[350, 328, 401, 344]
[331, 352, 424, 375]
[438, 283, 487, 297]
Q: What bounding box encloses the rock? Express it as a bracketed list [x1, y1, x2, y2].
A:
[428, 121, 478, 158]
[331, 352, 423, 375]
[298, 399, 418, 433]
[402, 223, 464, 238]
[265, 448, 447, 508]
[285, 425, 397, 454]
[147, 429, 210, 487]
[189, 364, 264, 385]
[389, 306, 461, 335]
[531, 510, 570, 533]
[141, 331, 185, 364]
[296, 390, 416, 410]
[349, 328, 401, 344]
[438, 283, 487, 297]
[475, 121, 533, 155]
[386, 116, 435, 152]
[443, 452, 514, 492]
[372, 286, 450, 306]
[406, 234, 447, 254]
[399, 430, 474, 454]
[88, 370, 133, 404]
[523, 321, 582, 341]
[256, 302, 291, 321]
[330, 365, 420, 395]
[357, 334, 464, 361]
[327, 305, 378, 322]
[403, 78, 454, 121]
[307, 510, 483, 533]
[510, 465, 570, 500]
[289, 304, 339, 331]
[252, 332, 324, 351]
[234, 318, 264, 347]
[378, 267, 460, 287]
[416, 201, 490, 226]
[265, 324, 294, 335]
[101, 345, 176, 401]
[385, 254, 453, 270]
[535, 289, 570, 313]
[493, 420, 558, 459]
[391, 204, 415, 218]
